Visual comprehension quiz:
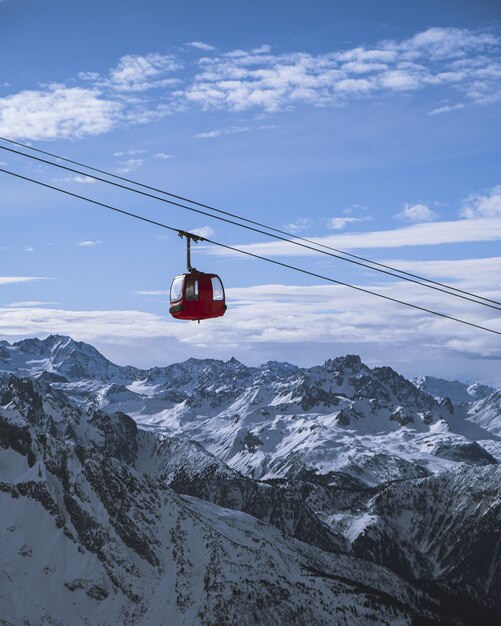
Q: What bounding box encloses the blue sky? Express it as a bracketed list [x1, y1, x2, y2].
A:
[1, 0, 500, 383]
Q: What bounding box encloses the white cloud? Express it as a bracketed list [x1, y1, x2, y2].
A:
[78, 71, 100, 81]
[283, 218, 314, 233]
[400, 27, 498, 61]
[113, 149, 146, 156]
[78, 240, 102, 247]
[395, 203, 438, 222]
[113, 158, 144, 174]
[208, 218, 501, 257]
[461, 186, 501, 218]
[334, 77, 374, 93]
[378, 256, 501, 289]
[379, 69, 421, 90]
[7, 301, 57, 307]
[189, 226, 215, 239]
[136, 290, 169, 296]
[0, 85, 122, 141]
[187, 41, 216, 52]
[327, 216, 371, 230]
[181, 27, 500, 112]
[1, 263, 499, 383]
[195, 126, 250, 139]
[342, 203, 370, 215]
[109, 53, 182, 91]
[1, 27, 499, 142]
[23, 246, 35, 252]
[429, 103, 465, 115]
[0, 276, 49, 285]
[251, 45, 272, 55]
[154, 152, 173, 159]
[54, 175, 96, 184]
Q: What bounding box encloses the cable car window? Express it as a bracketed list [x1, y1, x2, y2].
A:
[185, 277, 199, 301]
[170, 276, 184, 302]
[211, 276, 224, 300]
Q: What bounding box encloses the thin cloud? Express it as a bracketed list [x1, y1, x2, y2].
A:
[187, 41, 216, 52]
[0, 276, 50, 285]
[378, 256, 501, 288]
[207, 218, 501, 257]
[78, 240, 102, 247]
[108, 53, 182, 92]
[283, 218, 314, 233]
[113, 158, 144, 174]
[154, 152, 173, 159]
[189, 226, 215, 239]
[327, 216, 372, 230]
[195, 126, 250, 139]
[7, 301, 58, 307]
[113, 149, 146, 156]
[78, 71, 100, 82]
[54, 175, 96, 184]
[429, 103, 465, 115]
[342, 203, 370, 216]
[395, 203, 439, 222]
[461, 186, 501, 219]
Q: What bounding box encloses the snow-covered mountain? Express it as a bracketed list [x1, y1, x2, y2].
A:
[2, 335, 499, 485]
[413, 374, 495, 405]
[0, 374, 452, 625]
[1, 335, 501, 624]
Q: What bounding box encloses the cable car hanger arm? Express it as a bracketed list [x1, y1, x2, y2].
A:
[178, 230, 204, 272]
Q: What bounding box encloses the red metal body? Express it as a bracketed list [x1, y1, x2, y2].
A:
[169, 271, 226, 321]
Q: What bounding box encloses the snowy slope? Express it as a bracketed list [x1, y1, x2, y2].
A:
[2, 343, 501, 624]
[467, 391, 501, 436]
[413, 375, 494, 405]
[2, 374, 463, 626]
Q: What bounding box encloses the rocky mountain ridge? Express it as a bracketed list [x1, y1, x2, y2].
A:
[1, 335, 499, 485]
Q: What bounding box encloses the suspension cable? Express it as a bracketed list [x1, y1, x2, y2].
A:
[1, 165, 499, 337]
[1, 137, 500, 311]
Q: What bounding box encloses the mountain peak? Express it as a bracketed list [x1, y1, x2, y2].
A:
[11, 335, 116, 380]
[14, 334, 74, 353]
[324, 354, 363, 370]
[413, 375, 495, 404]
[264, 360, 299, 371]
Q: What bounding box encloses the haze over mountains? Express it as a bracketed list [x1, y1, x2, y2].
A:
[1, 335, 500, 625]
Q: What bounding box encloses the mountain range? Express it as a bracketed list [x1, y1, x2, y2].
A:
[1, 335, 500, 625]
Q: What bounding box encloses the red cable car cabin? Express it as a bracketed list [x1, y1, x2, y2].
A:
[169, 271, 226, 321]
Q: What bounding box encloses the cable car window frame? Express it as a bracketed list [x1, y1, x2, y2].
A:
[185, 276, 199, 301]
[170, 276, 184, 302]
[211, 276, 224, 301]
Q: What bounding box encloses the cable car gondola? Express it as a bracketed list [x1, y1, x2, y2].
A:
[169, 231, 227, 322]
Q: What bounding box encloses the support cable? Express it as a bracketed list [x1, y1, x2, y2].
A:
[1, 140, 500, 312]
[0, 165, 499, 337]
